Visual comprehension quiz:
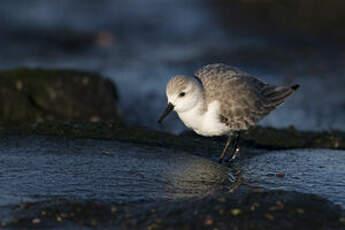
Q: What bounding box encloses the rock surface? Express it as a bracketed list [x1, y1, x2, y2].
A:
[5, 189, 345, 230]
[2, 122, 344, 154]
[0, 68, 121, 125]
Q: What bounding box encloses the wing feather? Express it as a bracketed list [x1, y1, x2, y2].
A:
[195, 63, 295, 130]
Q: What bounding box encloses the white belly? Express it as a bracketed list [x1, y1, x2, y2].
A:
[177, 100, 230, 136]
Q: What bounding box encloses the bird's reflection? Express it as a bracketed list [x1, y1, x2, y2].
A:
[163, 155, 234, 198]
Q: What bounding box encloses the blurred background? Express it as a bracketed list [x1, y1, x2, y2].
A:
[1, 0, 345, 133]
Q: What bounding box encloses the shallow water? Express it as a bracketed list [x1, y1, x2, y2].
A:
[0, 0, 345, 133]
[241, 148, 345, 208]
[0, 135, 231, 209]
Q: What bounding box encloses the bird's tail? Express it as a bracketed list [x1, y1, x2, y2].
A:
[262, 84, 300, 109]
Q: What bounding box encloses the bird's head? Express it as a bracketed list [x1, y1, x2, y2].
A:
[158, 75, 203, 123]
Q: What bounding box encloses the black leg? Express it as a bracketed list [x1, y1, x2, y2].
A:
[218, 135, 232, 163]
[226, 132, 241, 162]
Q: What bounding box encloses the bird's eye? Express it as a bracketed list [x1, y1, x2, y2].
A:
[179, 92, 186, 97]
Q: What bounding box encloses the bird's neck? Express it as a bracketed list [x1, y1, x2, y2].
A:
[177, 96, 207, 132]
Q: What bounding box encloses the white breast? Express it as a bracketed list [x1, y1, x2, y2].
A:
[177, 100, 230, 136]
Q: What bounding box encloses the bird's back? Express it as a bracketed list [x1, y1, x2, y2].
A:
[195, 63, 299, 131]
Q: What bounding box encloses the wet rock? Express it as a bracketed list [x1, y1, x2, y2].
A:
[243, 126, 345, 150]
[0, 135, 233, 229]
[1, 122, 345, 162]
[181, 126, 345, 152]
[0, 128, 344, 229]
[0, 68, 121, 125]
[4, 190, 345, 230]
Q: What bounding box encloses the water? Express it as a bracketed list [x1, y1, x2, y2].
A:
[1, 136, 344, 226]
[241, 148, 345, 208]
[0, 0, 345, 133]
[1, 135, 344, 211]
[0, 135, 231, 209]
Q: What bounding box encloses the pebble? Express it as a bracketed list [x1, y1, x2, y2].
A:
[32, 218, 41, 224]
[231, 209, 242, 216]
[264, 214, 274, 221]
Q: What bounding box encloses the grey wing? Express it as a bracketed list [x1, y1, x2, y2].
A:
[195, 63, 266, 90]
[195, 64, 297, 130]
[195, 63, 244, 82]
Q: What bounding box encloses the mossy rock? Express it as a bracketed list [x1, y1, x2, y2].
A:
[0, 68, 121, 125]
[2, 122, 344, 155]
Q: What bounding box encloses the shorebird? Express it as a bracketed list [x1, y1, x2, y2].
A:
[158, 63, 299, 163]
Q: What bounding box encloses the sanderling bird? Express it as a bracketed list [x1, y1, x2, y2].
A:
[158, 63, 299, 163]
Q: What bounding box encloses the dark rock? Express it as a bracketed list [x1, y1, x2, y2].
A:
[1, 122, 345, 160]
[181, 126, 345, 152]
[6, 190, 345, 230]
[0, 68, 121, 125]
[243, 126, 345, 150]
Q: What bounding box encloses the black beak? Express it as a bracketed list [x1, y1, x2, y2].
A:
[158, 103, 174, 124]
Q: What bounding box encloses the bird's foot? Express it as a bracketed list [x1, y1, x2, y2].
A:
[224, 147, 241, 163]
